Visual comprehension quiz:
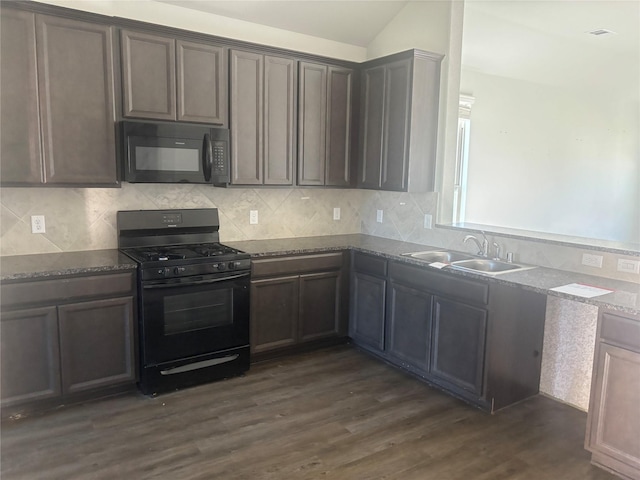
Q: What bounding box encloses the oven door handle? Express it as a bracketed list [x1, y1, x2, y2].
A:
[142, 272, 250, 289]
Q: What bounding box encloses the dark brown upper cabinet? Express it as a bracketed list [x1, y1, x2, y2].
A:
[121, 30, 227, 126]
[298, 62, 355, 187]
[0, 9, 42, 184]
[230, 49, 296, 185]
[359, 50, 442, 192]
[0, 11, 118, 186]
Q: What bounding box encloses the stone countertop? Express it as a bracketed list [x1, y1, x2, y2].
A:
[0, 249, 137, 282]
[1, 235, 637, 314]
[227, 234, 640, 315]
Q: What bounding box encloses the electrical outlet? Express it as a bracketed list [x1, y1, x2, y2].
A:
[423, 214, 433, 229]
[581, 253, 603, 268]
[376, 210, 383, 223]
[617, 258, 640, 274]
[249, 210, 258, 225]
[31, 215, 45, 234]
[333, 207, 341, 221]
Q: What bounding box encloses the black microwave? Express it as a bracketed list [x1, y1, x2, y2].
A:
[120, 120, 229, 185]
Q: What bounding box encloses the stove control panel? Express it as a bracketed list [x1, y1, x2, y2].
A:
[144, 258, 251, 280]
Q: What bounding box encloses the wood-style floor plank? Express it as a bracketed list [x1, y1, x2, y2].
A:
[1, 345, 616, 480]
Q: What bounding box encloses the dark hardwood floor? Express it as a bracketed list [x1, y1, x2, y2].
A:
[1, 345, 616, 480]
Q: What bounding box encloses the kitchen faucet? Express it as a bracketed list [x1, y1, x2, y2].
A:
[464, 233, 489, 257]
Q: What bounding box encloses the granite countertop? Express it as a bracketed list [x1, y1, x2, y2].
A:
[0, 249, 137, 282]
[1, 235, 638, 314]
[226, 234, 640, 315]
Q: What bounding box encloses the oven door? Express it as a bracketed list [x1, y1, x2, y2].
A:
[140, 271, 250, 366]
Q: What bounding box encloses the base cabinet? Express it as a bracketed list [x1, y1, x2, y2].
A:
[431, 297, 487, 397]
[586, 310, 640, 480]
[349, 254, 546, 412]
[251, 252, 348, 357]
[0, 272, 137, 415]
[0, 307, 61, 406]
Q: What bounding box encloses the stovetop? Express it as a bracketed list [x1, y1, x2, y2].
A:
[122, 242, 244, 263]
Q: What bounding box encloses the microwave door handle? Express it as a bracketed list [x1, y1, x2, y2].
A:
[203, 133, 213, 182]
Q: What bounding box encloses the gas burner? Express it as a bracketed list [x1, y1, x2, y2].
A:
[135, 248, 190, 262]
[193, 244, 238, 257]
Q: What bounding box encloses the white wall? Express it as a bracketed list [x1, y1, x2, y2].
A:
[32, 0, 367, 61]
[461, 68, 640, 243]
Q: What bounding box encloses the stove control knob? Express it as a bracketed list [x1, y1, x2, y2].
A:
[215, 262, 226, 271]
[157, 268, 167, 276]
[173, 266, 186, 275]
[228, 261, 236, 270]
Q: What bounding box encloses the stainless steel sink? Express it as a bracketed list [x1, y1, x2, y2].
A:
[450, 258, 536, 276]
[402, 250, 475, 263]
[401, 250, 537, 276]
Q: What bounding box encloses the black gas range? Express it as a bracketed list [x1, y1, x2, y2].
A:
[117, 208, 250, 395]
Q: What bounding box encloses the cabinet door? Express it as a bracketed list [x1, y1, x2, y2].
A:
[58, 297, 136, 394]
[381, 58, 411, 191]
[326, 67, 353, 187]
[386, 281, 432, 373]
[350, 271, 386, 351]
[264, 55, 296, 185]
[230, 49, 263, 185]
[177, 40, 227, 125]
[121, 29, 176, 120]
[299, 270, 341, 342]
[587, 343, 640, 472]
[250, 276, 299, 353]
[0, 10, 42, 184]
[36, 15, 117, 185]
[298, 62, 327, 186]
[359, 66, 385, 189]
[431, 297, 487, 396]
[0, 307, 61, 407]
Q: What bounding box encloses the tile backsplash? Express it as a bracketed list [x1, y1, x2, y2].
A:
[1, 184, 638, 283]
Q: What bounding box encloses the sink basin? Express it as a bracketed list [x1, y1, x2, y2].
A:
[450, 258, 536, 276]
[402, 250, 475, 263]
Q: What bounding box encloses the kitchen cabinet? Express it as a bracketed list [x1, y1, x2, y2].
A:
[350, 257, 546, 412]
[121, 30, 227, 125]
[0, 272, 137, 416]
[431, 297, 487, 396]
[358, 50, 442, 192]
[0, 10, 118, 186]
[230, 49, 296, 185]
[250, 252, 348, 357]
[586, 310, 640, 480]
[349, 252, 387, 352]
[298, 62, 355, 186]
[385, 281, 432, 374]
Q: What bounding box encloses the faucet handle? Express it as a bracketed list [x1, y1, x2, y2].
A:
[493, 242, 501, 261]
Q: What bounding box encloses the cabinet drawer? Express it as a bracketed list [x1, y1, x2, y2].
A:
[600, 311, 640, 352]
[1, 272, 135, 308]
[252, 252, 344, 278]
[353, 252, 387, 277]
[390, 261, 488, 306]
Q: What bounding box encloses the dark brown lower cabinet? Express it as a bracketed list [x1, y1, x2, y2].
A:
[586, 310, 640, 480]
[250, 252, 348, 357]
[430, 297, 487, 397]
[0, 272, 137, 416]
[251, 275, 299, 354]
[0, 307, 61, 407]
[385, 281, 432, 373]
[58, 297, 135, 395]
[349, 257, 546, 412]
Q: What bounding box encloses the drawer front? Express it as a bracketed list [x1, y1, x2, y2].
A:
[353, 252, 387, 277]
[390, 261, 488, 306]
[1, 272, 136, 309]
[251, 252, 344, 278]
[600, 310, 640, 352]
